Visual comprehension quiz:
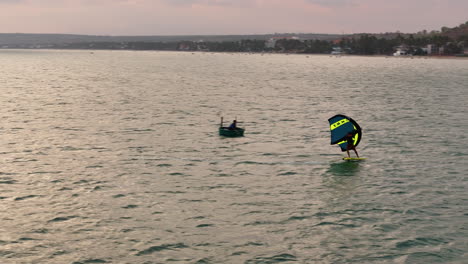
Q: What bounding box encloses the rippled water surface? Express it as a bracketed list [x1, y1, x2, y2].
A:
[0, 50, 467, 263]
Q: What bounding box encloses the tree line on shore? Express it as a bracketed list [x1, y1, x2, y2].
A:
[3, 22, 468, 55]
[51, 32, 466, 55]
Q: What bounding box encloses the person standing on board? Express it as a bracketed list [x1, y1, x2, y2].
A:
[345, 132, 359, 158]
[228, 120, 237, 130]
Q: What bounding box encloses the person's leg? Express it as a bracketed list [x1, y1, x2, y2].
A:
[353, 148, 359, 158]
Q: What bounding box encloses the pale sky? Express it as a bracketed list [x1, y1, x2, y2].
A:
[0, 0, 467, 35]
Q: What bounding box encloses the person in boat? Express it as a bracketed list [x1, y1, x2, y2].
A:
[345, 132, 359, 158]
[228, 120, 237, 130]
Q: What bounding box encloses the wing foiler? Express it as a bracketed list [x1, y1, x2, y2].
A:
[328, 114, 362, 152]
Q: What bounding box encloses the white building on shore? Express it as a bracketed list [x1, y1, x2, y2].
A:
[426, 44, 439, 55]
[393, 45, 409, 56]
[265, 36, 299, 49]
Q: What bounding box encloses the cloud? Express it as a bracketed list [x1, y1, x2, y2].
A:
[161, 0, 253, 7]
[162, 0, 201, 5]
[305, 0, 359, 7]
[0, 0, 24, 3]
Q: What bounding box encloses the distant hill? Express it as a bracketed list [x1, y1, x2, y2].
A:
[0, 33, 342, 46]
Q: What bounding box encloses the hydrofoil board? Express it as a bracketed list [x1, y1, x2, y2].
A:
[343, 157, 366, 161]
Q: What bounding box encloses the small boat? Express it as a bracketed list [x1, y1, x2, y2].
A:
[219, 117, 245, 137]
[219, 127, 245, 137]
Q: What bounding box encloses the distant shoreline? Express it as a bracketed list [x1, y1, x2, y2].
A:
[1, 48, 467, 60]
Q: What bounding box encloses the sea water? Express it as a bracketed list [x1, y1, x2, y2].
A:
[0, 49, 467, 263]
